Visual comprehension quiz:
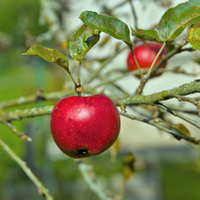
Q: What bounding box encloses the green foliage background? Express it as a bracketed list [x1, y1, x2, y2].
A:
[0, 0, 48, 45]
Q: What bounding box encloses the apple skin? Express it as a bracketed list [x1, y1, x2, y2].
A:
[127, 43, 168, 75]
[50, 94, 120, 158]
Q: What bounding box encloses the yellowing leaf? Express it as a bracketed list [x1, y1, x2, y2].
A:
[61, 40, 69, 49]
[187, 28, 200, 50]
[110, 137, 120, 162]
[197, 102, 200, 115]
[123, 152, 135, 181]
[175, 123, 191, 137]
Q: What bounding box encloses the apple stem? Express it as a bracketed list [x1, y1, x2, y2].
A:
[65, 63, 85, 96]
[75, 61, 85, 96]
[66, 67, 77, 85]
[146, 42, 166, 78]
[75, 83, 85, 96]
[130, 48, 143, 78]
[78, 61, 82, 86]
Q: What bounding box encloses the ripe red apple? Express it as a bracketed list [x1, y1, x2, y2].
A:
[50, 94, 120, 158]
[127, 43, 168, 76]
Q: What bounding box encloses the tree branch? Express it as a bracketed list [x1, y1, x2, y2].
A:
[0, 90, 75, 109]
[128, 0, 138, 30]
[119, 79, 200, 109]
[0, 106, 53, 122]
[1, 121, 32, 141]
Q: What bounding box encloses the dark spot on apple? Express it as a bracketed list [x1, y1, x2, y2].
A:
[78, 149, 89, 156]
[66, 131, 71, 136]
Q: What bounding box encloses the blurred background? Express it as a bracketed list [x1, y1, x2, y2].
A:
[0, 0, 200, 199]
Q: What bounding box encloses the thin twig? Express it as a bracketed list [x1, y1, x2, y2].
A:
[128, 0, 138, 30]
[120, 112, 200, 144]
[0, 90, 75, 109]
[174, 95, 200, 105]
[154, 67, 200, 76]
[135, 43, 166, 95]
[93, 69, 142, 89]
[111, 0, 129, 10]
[76, 160, 113, 200]
[86, 47, 127, 84]
[1, 121, 32, 141]
[0, 138, 54, 200]
[151, 40, 190, 77]
[156, 102, 200, 129]
[119, 79, 200, 108]
[0, 106, 53, 122]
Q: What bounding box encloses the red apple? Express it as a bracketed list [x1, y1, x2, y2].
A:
[50, 94, 120, 158]
[127, 43, 168, 76]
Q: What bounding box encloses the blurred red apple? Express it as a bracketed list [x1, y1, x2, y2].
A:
[127, 43, 168, 76]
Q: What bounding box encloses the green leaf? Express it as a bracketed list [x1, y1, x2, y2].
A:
[69, 24, 100, 61]
[79, 11, 132, 49]
[157, 0, 200, 42]
[187, 28, 200, 50]
[131, 28, 162, 42]
[23, 45, 69, 70]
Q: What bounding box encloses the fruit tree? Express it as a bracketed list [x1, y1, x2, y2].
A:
[1, 0, 200, 199]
